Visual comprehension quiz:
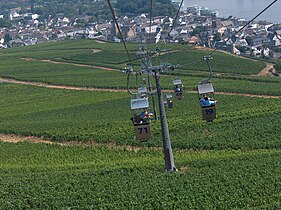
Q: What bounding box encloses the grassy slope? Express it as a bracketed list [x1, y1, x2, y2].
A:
[0, 83, 281, 150]
[0, 142, 280, 209]
[0, 39, 266, 73]
[2, 40, 281, 96]
[0, 40, 281, 209]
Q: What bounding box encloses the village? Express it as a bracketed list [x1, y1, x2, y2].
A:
[0, 5, 281, 59]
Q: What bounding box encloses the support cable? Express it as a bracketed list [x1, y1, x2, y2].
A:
[106, 0, 132, 64]
[127, 71, 139, 95]
[107, 0, 142, 95]
[158, 0, 184, 51]
[203, 56, 213, 80]
[168, 0, 184, 39]
[209, 0, 278, 56]
[148, 0, 153, 49]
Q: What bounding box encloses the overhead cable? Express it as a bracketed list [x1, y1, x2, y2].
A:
[159, 0, 184, 50]
[178, 0, 279, 70]
[209, 0, 278, 56]
[148, 0, 153, 50]
[106, 0, 132, 64]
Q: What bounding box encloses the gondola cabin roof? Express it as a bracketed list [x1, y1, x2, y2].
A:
[138, 86, 147, 94]
[173, 79, 182, 86]
[198, 81, 214, 94]
[166, 93, 173, 99]
[131, 98, 149, 110]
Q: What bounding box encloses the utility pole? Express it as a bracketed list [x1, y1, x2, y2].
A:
[141, 65, 176, 172]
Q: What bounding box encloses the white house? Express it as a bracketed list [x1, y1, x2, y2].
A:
[235, 38, 248, 47]
[263, 48, 270, 57]
[217, 27, 226, 35]
[62, 17, 70, 23]
[31, 14, 39, 20]
[144, 25, 159, 33]
[9, 12, 20, 20]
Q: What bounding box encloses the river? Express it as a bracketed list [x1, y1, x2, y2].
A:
[183, 0, 281, 23]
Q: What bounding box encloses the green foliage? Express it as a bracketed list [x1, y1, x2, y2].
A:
[4, 33, 12, 43]
[191, 26, 207, 36]
[213, 32, 221, 42]
[274, 60, 281, 71]
[0, 142, 281, 209]
[0, 39, 281, 209]
[158, 46, 266, 75]
[246, 36, 253, 46]
[0, 18, 11, 28]
[0, 39, 266, 77]
[0, 0, 113, 21]
[0, 0, 175, 21]
[0, 83, 132, 143]
[0, 57, 127, 88]
[115, 0, 176, 17]
[0, 40, 278, 97]
[0, 83, 281, 150]
[270, 46, 281, 53]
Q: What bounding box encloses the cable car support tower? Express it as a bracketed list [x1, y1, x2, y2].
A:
[127, 47, 177, 171]
[141, 54, 177, 172]
[106, 0, 184, 172]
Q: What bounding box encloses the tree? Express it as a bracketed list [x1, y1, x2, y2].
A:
[245, 36, 253, 46]
[191, 26, 206, 36]
[116, 31, 127, 40]
[0, 18, 12, 28]
[236, 46, 247, 54]
[4, 33, 12, 44]
[213, 32, 221, 42]
[115, 0, 176, 17]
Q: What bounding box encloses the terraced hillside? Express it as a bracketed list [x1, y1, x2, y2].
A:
[1, 142, 281, 209]
[0, 40, 280, 208]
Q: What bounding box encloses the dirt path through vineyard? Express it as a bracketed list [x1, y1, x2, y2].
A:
[257, 63, 277, 76]
[1, 76, 280, 98]
[1, 57, 280, 144]
[0, 133, 157, 151]
[0, 77, 126, 92]
[21, 57, 120, 72]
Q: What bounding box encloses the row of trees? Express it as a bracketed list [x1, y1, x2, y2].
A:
[115, 0, 176, 17]
[0, 0, 177, 23]
[0, 18, 12, 28]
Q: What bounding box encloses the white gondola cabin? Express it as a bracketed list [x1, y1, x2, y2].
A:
[137, 86, 148, 98]
[166, 93, 174, 108]
[130, 97, 152, 141]
[197, 80, 216, 122]
[173, 78, 183, 100]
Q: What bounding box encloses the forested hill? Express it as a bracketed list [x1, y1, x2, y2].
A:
[115, 0, 176, 17]
[0, 0, 176, 20]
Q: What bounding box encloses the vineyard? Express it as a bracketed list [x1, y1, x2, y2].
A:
[0, 40, 281, 208]
[0, 142, 280, 209]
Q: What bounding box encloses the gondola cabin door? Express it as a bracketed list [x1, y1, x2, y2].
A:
[134, 122, 151, 141]
[131, 98, 152, 141]
[201, 106, 216, 122]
